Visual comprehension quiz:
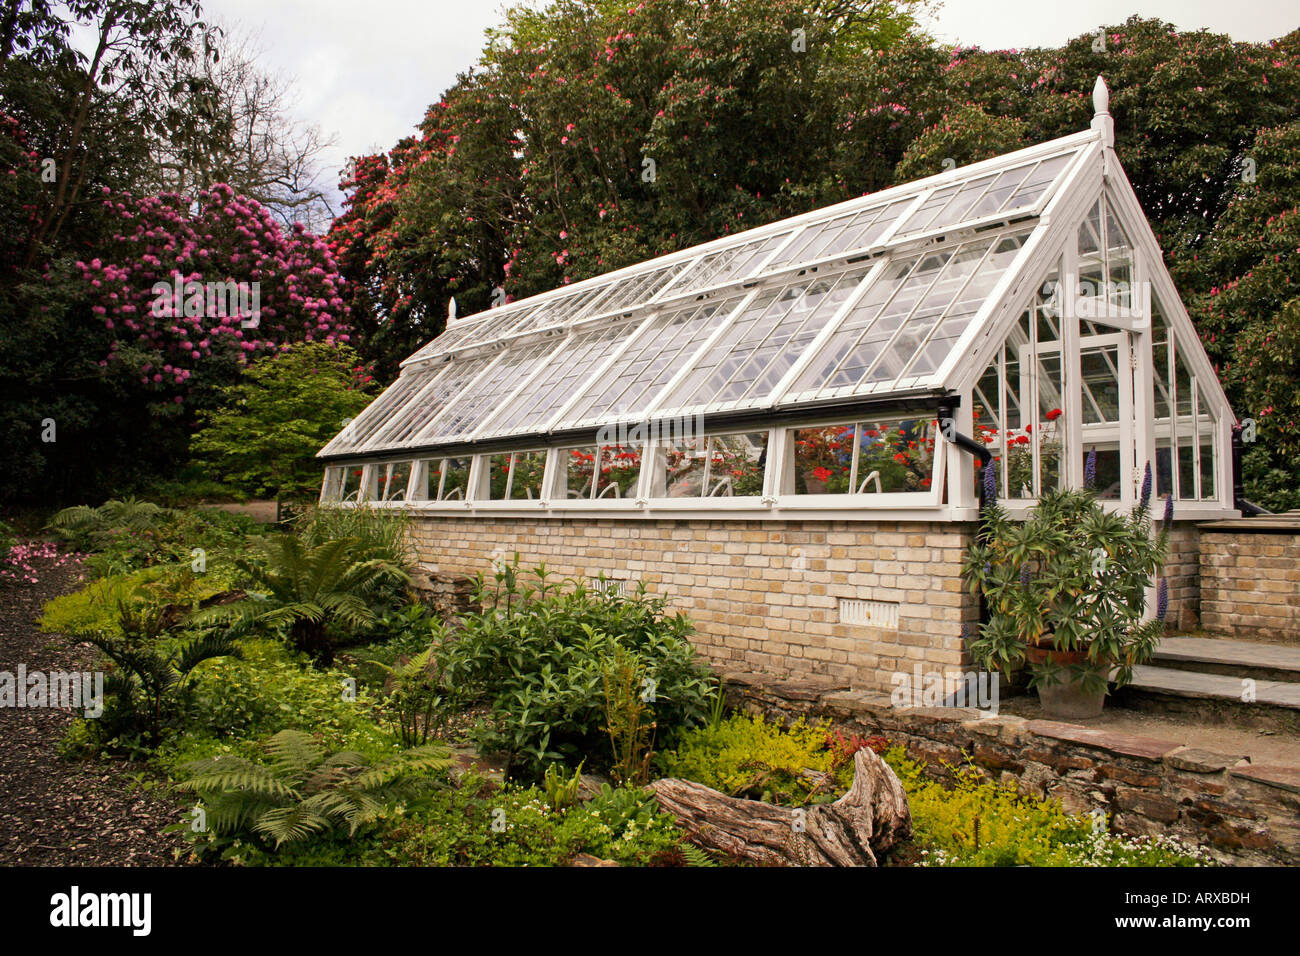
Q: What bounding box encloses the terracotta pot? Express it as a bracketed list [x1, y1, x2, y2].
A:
[803, 473, 828, 494]
[1025, 644, 1108, 720]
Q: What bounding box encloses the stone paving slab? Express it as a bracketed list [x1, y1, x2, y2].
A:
[1129, 665, 1300, 709]
[1155, 637, 1300, 674]
[1023, 719, 1183, 760]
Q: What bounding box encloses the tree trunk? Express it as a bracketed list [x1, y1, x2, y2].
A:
[650, 747, 911, 867]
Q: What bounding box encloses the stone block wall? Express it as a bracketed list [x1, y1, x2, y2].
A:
[726, 671, 1300, 866]
[408, 515, 978, 693]
[1200, 530, 1300, 642]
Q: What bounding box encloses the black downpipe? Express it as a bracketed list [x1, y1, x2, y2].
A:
[937, 397, 992, 640]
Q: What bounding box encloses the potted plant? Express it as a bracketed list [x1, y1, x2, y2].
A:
[962, 459, 1172, 720]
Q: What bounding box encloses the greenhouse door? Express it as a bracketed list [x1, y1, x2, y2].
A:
[1021, 331, 1135, 502]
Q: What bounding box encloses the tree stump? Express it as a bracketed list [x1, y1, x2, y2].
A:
[650, 747, 911, 866]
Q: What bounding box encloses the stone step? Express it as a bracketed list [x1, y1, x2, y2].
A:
[1153, 636, 1300, 683]
[1114, 664, 1300, 734]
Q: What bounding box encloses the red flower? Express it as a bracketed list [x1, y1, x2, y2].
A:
[1045, 408, 1063, 421]
[812, 466, 832, 482]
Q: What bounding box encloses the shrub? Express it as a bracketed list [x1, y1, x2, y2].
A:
[440, 561, 715, 780]
[963, 475, 1170, 692]
[657, 714, 848, 806]
[39, 563, 243, 638]
[190, 534, 410, 666]
[175, 729, 453, 854]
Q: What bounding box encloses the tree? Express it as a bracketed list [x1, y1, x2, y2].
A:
[190, 342, 374, 507]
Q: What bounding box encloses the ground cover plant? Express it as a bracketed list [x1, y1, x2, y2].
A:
[661, 714, 1213, 867]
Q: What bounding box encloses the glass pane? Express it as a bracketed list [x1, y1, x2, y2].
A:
[381, 461, 412, 501]
[564, 447, 597, 499]
[487, 453, 514, 500]
[595, 445, 642, 499]
[1005, 309, 1031, 498]
[1177, 443, 1197, 502]
[484, 324, 631, 437]
[706, 434, 766, 497]
[508, 451, 547, 501]
[560, 293, 744, 427]
[972, 357, 1005, 499]
[855, 417, 936, 493]
[654, 437, 708, 498]
[1197, 384, 1217, 502]
[1035, 350, 1065, 495]
[426, 340, 557, 441]
[792, 425, 856, 494]
[423, 456, 471, 501]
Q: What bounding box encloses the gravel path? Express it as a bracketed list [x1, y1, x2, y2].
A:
[0, 552, 191, 866]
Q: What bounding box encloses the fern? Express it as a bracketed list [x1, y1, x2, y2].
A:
[177, 729, 454, 848]
[189, 533, 409, 666]
[681, 843, 720, 867]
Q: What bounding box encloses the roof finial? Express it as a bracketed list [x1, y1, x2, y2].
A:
[1090, 75, 1114, 148]
[448, 296, 458, 322]
[1092, 75, 1109, 115]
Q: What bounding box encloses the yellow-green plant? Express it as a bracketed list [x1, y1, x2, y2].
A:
[602, 643, 656, 786]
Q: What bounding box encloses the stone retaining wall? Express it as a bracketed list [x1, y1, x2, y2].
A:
[1199, 529, 1300, 642]
[725, 671, 1300, 866]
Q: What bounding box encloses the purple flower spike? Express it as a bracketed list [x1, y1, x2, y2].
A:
[1020, 564, 1032, 587]
[1139, 462, 1152, 509]
[983, 460, 997, 506]
[1162, 494, 1174, 530]
[1084, 449, 1097, 489]
[1156, 578, 1169, 622]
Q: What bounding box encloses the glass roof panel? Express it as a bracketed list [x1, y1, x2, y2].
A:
[659, 265, 872, 416]
[784, 228, 1031, 400]
[366, 353, 500, 450]
[657, 233, 789, 299]
[761, 199, 911, 274]
[322, 362, 451, 456]
[478, 322, 638, 438]
[892, 152, 1074, 240]
[421, 339, 562, 442]
[557, 291, 748, 428]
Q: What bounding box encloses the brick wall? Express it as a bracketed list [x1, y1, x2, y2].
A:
[1200, 530, 1300, 642]
[1164, 524, 1201, 631]
[407, 515, 978, 694]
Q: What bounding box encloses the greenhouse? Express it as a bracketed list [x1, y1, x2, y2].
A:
[319, 79, 1240, 691]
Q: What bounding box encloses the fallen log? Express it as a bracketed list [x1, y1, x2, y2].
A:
[650, 747, 911, 866]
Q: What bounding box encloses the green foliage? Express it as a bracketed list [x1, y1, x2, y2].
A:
[85, 591, 242, 753]
[367, 645, 457, 748]
[884, 747, 1210, 867]
[175, 729, 453, 852]
[542, 761, 585, 812]
[335, 779, 684, 867]
[439, 561, 715, 780]
[602, 643, 655, 786]
[190, 343, 375, 503]
[894, 104, 1028, 182]
[963, 485, 1169, 693]
[47, 498, 177, 554]
[294, 503, 413, 571]
[658, 714, 848, 806]
[45, 499, 263, 578]
[190, 533, 410, 666]
[176, 639, 395, 759]
[39, 562, 241, 639]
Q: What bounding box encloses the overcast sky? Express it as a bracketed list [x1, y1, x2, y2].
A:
[199, 0, 1299, 214]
